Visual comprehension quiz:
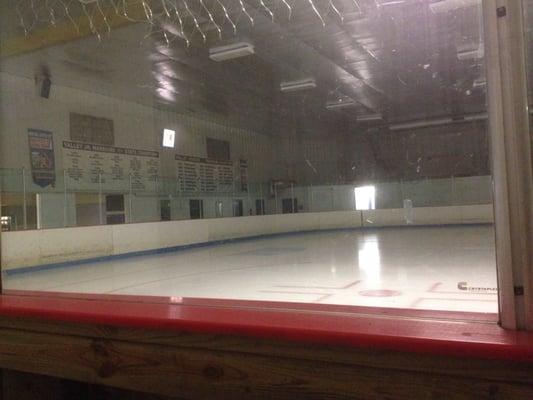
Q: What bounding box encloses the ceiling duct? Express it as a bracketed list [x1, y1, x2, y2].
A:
[389, 113, 487, 131]
[280, 78, 317, 93]
[209, 42, 255, 62]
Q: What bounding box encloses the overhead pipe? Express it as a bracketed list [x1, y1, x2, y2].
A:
[388, 113, 488, 131]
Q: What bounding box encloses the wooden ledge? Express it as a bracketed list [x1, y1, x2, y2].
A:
[0, 292, 532, 398]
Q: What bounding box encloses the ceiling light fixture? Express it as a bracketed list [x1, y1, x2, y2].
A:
[472, 78, 486, 89]
[429, 0, 480, 14]
[280, 78, 317, 93]
[357, 113, 383, 122]
[209, 42, 255, 61]
[457, 48, 484, 61]
[389, 113, 487, 131]
[326, 99, 357, 110]
[378, 0, 406, 6]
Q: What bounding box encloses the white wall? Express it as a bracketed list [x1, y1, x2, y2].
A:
[1, 72, 348, 228]
[362, 204, 493, 226]
[0, 73, 159, 188]
[276, 176, 493, 213]
[276, 135, 340, 184]
[2, 205, 493, 271]
[36, 193, 76, 229]
[0, 72, 495, 230]
[0, 72, 280, 181]
[127, 195, 160, 223]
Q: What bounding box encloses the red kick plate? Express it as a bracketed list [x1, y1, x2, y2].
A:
[1, 290, 531, 363]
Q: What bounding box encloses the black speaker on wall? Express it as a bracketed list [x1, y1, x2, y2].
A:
[40, 76, 51, 99]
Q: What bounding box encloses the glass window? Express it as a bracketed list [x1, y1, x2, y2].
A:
[162, 129, 176, 148]
[354, 186, 376, 211]
[0, 0, 501, 318]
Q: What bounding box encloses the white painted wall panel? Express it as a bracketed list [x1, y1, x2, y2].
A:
[112, 219, 209, 255]
[1, 207, 494, 271]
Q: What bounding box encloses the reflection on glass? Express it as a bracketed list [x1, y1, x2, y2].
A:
[358, 239, 381, 286]
[0, 0, 498, 314]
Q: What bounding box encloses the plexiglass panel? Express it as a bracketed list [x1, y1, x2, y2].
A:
[0, 0, 498, 314]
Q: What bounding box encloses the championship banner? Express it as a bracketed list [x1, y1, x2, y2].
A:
[28, 129, 56, 187]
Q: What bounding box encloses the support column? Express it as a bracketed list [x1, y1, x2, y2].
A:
[483, 0, 533, 329]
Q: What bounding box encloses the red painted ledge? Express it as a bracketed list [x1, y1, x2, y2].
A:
[1, 290, 532, 363]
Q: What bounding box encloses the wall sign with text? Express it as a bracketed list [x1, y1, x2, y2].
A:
[175, 154, 234, 193]
[63, 141, 160, 192]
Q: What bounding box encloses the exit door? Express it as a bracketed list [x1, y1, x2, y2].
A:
[233, 199, 243, 217]
[255, 199, 265, 215]
[282, 198, 298, 214]
[189, 199, 204, 219]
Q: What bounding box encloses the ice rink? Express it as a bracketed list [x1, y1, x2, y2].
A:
[4, 225, 498, 313]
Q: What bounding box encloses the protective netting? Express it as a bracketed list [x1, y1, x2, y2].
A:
[14, 0, 363, 46]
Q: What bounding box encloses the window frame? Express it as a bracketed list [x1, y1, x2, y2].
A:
[0, 0, 531, 334]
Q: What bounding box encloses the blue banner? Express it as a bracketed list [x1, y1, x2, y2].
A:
[28, 129, 56, 187]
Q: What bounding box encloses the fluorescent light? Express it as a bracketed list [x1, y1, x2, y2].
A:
[472, 78, 486, 89]
[463, 113, 487, 121]
[326, 99, 357, 110]
[429, 0, 480, 14]
[209, 42, 254, 61]
[389, 113, 487, 131]
[162, 129, 175, 148]
[378, 0, 406, 6]
[389, 118, 452, 131]
[457, 47, 484, 60]
[357, 113, 383, 122]
[280, 78, 316, 93]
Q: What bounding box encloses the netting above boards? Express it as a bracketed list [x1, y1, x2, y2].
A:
[13, 0, 364, 46]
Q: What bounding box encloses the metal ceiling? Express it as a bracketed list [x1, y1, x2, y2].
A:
[0, 0, 511, 135]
